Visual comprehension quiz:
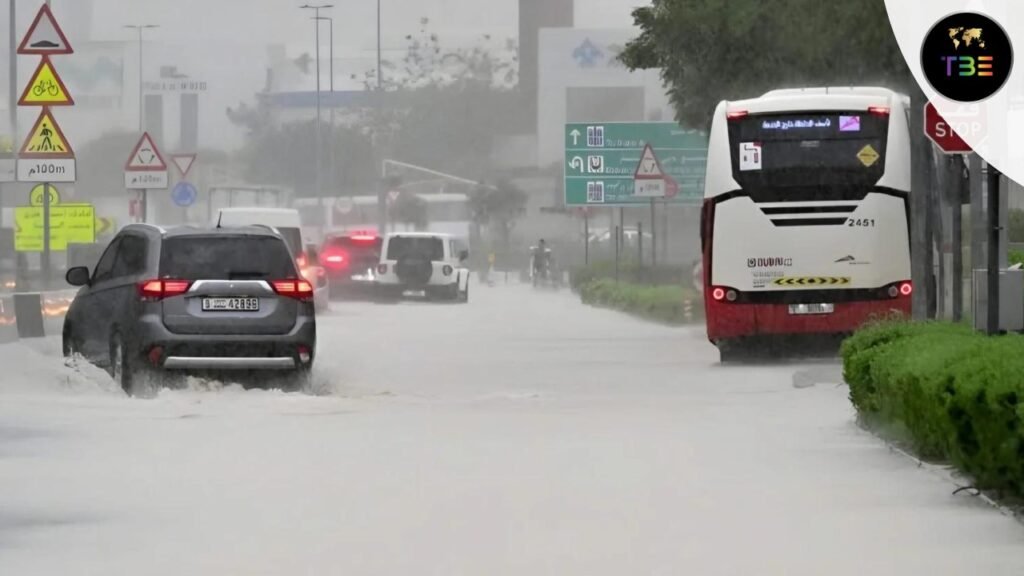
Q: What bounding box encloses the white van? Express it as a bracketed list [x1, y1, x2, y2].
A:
[214, 208, 304, 259]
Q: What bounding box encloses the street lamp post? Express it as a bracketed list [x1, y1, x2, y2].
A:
[314, 15, 335, 194]
[300, 4, 332, 200]
[124, 24, 159, 132]
[125, 24, 159, 224]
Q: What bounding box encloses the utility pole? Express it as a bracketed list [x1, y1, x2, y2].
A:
[910, 90, 934, 320]
[314, 15, 335, 195]
[951, 154, 966, 322]
[300, 4, 332, 200]
[125, 24, 158, 223]
[986, 164, 1001, 335]
[375, 0, 386, 235]
[8, 0, 17, 286]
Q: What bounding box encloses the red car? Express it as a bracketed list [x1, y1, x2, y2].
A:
[319, 231, 383, 298]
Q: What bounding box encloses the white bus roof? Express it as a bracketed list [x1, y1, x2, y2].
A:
[726, 86, 908, 114]
[294, 193, 469, 207]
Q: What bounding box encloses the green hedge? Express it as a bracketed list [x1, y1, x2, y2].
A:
[579, 278, 702, 325]
[570, 261, 691, 291]
[842, 320, 1024, 499]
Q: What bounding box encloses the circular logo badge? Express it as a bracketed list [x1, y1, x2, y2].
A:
[921, 12, 1013, 102]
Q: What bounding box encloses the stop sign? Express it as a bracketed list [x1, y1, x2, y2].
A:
[924, 102, 978, 154]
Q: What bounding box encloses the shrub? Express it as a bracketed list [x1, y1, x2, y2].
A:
[570, 260, 692, 291]
[842, 320, 1024, 499]
[578, 278, 701, 325]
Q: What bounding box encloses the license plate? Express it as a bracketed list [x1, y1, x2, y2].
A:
[789, 303, 834, 315]
[202, 297, 259, 312]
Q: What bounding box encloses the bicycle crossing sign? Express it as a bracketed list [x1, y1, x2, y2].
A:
[19, 107, 73, 158]
[18, 56, 73, 106]
[17, 4, 73, 55]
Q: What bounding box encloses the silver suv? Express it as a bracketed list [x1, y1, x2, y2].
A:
[62, 225, 316, 396]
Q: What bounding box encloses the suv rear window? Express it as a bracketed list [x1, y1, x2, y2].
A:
[160, 236, 297, 280]
[386, 236, 444, 261]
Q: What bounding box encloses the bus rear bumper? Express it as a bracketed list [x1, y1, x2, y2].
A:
[706, 298, 911, 341]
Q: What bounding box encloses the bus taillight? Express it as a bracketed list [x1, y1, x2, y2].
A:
[868, 106, 890, 116]
[726, 110, 749, 120]
[899, 281, 913, 296]
[711, 287, 738, 302]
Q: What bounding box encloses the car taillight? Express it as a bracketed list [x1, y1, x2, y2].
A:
[139, 279, 191, 300]
[377, 263, 388, 275]
[868, 106, 890, 116]
[296, 253, 308, 268]
[272, 279, 314, 301]
[899, 281, 913, 296]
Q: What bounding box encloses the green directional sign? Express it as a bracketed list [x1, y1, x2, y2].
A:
[564, 122, 708, 206]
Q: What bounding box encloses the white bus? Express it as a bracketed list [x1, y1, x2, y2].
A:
[701, 87, 913, 360]
[294, 193, 472, 244]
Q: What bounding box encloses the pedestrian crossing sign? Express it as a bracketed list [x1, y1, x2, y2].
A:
[19, 107, 74, 158]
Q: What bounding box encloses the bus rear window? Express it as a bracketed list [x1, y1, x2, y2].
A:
[728, 111, 890, 201]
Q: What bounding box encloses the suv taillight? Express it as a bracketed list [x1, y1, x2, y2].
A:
[139, 279, 191, 300]
[272, 279, 314, 301]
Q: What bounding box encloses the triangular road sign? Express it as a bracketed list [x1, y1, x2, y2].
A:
[125, 132, 168, 171]
[17, 4, 73, 55]
[171, 154, 196, 177]
[18, 57, 74, 106]
[19, 107, 74, 158]
[634, 144, 664, 179]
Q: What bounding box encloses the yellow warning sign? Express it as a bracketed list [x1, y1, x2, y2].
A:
[857, 144, 880, 167]
[18, 56, 73, 106]
[773, 276, 851, 287]
[15, 203, 95, 252]
[19, 107, 73, 158]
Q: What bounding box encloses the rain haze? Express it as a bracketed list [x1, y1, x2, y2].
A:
[1, 0, 1022, 574]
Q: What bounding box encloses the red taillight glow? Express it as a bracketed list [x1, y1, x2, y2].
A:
[273, 279, 314, 301]
[899, 281, 913, 296]
[351, 234, 377, 242]
[377, 264, 388, 275]
[711, 287, 727, 301]
[296, 254, 308, 268]
[868, 106, 890, 116]
[325, 254, 345, 264]
[139, 279, 191, 300]
[726, 110, 749, 120]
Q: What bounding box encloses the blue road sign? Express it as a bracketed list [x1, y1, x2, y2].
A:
[171, 181, 197, 207]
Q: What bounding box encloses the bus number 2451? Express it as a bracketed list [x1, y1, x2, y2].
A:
[847, 218, 875, 227]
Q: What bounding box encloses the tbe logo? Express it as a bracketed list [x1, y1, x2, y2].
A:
[921, 12, 1013, 102]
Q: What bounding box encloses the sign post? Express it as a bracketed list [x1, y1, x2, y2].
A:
[16, 4, 75, 290]
[124, 132, 169, 223]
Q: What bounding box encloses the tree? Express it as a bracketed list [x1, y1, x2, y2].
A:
[469, 180, 527, 252]
[391, 192, 428, 230]
[619, 0, 912, 128]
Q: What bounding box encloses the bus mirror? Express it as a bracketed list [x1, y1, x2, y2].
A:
[459, 250, 469, 262]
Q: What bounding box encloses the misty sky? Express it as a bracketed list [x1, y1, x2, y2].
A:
[27, 0, 649, 150]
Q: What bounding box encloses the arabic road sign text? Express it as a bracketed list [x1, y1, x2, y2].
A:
[18, 158, 75, 182]
[125, 171, 168, 190]
[565, 122, 707, 206]
[15, 204, 95, 252]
